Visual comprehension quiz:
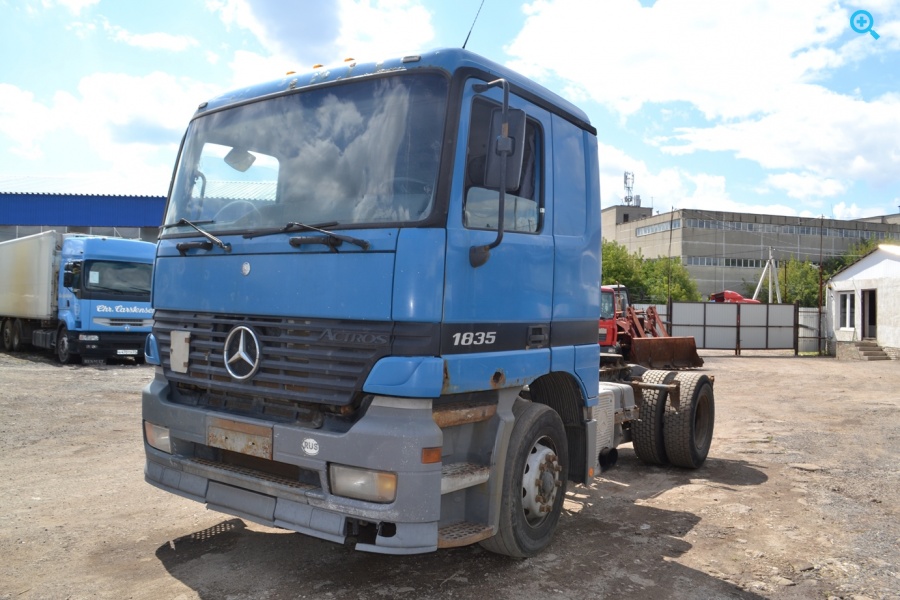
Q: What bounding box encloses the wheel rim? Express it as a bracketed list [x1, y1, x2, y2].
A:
[693, 386, 713, 453]
[58, 335, 69, 360]
[521, 437, 562, 527]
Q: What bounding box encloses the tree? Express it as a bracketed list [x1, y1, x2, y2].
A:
[601, 240, 644, 296]
[749, 257, 820, 306]
[641, 258, 702, 303]
[601, 240, 701, 303]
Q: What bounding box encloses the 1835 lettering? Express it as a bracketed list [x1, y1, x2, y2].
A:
[451, 331, 497, 346]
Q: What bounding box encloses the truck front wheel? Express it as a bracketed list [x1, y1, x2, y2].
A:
[57, 325, 77, 364]
[479, 402, 568, 558]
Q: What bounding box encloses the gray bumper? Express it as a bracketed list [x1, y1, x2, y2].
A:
[142, 372, 444, 554]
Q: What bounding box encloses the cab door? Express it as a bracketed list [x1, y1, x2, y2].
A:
[442, 80, 554, 358]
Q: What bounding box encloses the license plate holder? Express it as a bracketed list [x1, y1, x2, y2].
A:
[207, 418, 273, 459]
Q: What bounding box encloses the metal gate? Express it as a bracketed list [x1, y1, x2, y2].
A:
[636, 302, 801, 354]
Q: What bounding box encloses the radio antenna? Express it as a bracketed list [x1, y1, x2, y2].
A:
[463, 0, 486, 49]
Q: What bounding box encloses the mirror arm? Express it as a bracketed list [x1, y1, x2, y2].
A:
[470, 78, 511, 268]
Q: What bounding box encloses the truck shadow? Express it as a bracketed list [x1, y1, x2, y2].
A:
[155, 455, 769, 599]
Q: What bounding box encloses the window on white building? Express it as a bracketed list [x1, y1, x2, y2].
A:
[839, 292, 855, 329]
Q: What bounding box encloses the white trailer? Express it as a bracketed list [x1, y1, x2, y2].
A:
[0, 231, 60, 321]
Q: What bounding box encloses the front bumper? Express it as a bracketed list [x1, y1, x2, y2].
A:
[72, 332, 148, 359]
[142, 372, 444, 554]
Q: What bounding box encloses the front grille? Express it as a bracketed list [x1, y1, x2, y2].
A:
[94, 317, 152, 327]
[154, 310, 438, 419]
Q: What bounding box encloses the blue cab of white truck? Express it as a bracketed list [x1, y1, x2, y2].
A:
[142, 48, 714, 557]
[0, 231, 155, 363]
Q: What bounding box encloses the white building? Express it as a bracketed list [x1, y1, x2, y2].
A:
[826, 245, 900, 360]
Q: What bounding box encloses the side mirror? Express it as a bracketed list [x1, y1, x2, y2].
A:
[62, 261, 81, 290]
[469, 79, 526, 268]
[484, 108, 526, 192]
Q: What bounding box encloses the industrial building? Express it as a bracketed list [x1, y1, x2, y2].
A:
[601, 203, 900, 299]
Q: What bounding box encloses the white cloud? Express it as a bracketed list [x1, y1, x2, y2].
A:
[102, 21, 199, 52]
[765, 172, 847, 199]
[597, 142, 806, 217]
[208, 0, 434, 67]
[0, 84, 59, 160]
[335, 0, 435, 60]
[507, 0, 850, 119]
[504, 0, 900, 215]
[658, 85, 900, 184]
[51, 0, 99, 16]
[227, 50, 298, 89]
[0, 73, 219, 194]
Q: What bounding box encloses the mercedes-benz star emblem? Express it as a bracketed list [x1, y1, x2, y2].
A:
[223, 325, 261, 380]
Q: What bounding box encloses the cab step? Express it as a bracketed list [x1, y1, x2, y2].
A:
[438, 521, 494, 548]
[441, 462, 491, 494]
[433, 401, 496, 428]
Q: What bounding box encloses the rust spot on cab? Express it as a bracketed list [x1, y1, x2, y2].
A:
[490, 370, 506, 389]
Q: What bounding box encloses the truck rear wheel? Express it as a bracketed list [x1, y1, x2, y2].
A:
[57, 325, 77, 364]
[663, 373, 714, 469]
[10, 319, 25, 352]
[631, 369, 675, 466]
[1, 319, 12, 351]
[479, 402, 568, 558]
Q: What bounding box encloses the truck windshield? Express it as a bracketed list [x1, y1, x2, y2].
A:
[163, 73, 448, 234]
[83, 261, 152, 298]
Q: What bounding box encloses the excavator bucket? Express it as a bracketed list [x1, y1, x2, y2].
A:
[630, 336, 704, 369]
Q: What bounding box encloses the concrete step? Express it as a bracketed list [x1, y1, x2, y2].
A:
[862, 355, 891, 361]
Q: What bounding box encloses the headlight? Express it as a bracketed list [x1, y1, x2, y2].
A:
[144, 421, 171, 453]
[599, 329, 607, 341]
[329, 464, 397, 503]
[79, 334, 100, 341]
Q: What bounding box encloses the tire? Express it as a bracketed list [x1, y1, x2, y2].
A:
[664, 373, 715, 469]
[1, 319, 12, 352]
[479, 402, 568, 558]
[631, 369, 676, 466]
[11, 319, 25, 352]
[57, 325, 77, 364]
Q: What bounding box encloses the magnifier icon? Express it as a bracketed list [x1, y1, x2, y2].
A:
[850, 9, 880, 39]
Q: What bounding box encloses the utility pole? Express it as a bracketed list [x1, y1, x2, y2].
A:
[817, 215, 824, 355]
[752, 247, 781, 303]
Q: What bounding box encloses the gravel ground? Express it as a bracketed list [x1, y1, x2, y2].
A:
[0, 349, 898, 599]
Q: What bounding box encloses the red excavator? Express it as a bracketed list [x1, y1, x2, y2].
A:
[599, 285, 703, 369]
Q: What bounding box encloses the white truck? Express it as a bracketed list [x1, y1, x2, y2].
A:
[0, 231, 156, 363]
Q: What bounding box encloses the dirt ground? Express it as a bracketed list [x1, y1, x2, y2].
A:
[0, 349, 898, 600]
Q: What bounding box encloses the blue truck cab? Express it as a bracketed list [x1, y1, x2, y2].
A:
[0, 231, 155, 363]
[142, 48, 711, 557]
[55, 235, 156, 362]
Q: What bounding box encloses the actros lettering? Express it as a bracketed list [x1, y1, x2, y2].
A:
[318, 329, 389, 345]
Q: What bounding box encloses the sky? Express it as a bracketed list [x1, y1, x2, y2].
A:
[1, 0, 899, 221]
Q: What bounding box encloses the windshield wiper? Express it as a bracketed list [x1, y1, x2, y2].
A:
[167, 219, 231, 253]
[245, 222, 370, 251]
